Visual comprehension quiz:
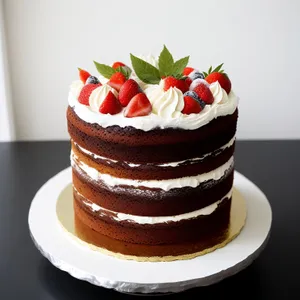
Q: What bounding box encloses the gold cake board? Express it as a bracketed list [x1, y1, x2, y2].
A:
[56, 184, 247, 262]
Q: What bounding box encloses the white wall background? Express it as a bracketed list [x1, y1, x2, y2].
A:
[3, 0, 300, 141]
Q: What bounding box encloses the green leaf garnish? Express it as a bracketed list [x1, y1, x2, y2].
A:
[208, 66, 212, 73]
[213, 63, 224, 73]
[94, 61, 116, 79]
[130, 54, 161, 84]
[172, 56, 189, 77]
[158, 45, 174, 77]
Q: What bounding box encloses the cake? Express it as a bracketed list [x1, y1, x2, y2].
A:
[67, 46, 239, 260]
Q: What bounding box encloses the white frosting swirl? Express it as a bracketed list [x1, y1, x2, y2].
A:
[70, 80, 84, 98]
[209, 82, 229, 104]
[145, 85, 184, 118]
[88, 84, 118, 112]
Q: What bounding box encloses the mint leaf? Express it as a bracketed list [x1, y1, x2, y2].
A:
[94, 61, 116, 79]
[208, 66, 212, 73]
[117, 66, 132, 79]
[172, 56, 189, 77]
[213, 63, 223, 73]
[158, 45, 174, 77]
[130, 54, 161, 84]
[203, 71, 208, 77]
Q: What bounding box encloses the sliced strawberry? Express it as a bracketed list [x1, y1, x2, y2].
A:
[124, 93, 152, 118]
[193, 82, 214, 104]
[118, 79, 141, 107]
[78, 68, 91, 83]
[185, 77, 192, 89]
[183, 67, 195, 76]
[205, 72, 231, 94]
[99, 91, 122, 115]
[107, 72, 126, 92]
[182, 96, 202, 114]
[78, 83, 101, 105]
[163, 76, 188, 93]
[112, 61, 126, 69]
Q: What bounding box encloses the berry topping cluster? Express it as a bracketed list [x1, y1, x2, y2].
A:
[76, 46, 232, 117]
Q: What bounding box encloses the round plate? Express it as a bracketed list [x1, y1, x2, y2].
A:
[28, 167, 272, 294]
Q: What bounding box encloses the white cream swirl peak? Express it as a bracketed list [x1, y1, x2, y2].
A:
[67, 44, 240, 259]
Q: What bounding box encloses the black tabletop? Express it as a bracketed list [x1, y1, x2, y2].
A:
[0, 140, 299, 299]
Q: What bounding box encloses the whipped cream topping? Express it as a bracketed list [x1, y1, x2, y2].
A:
[70, 80, 84, 98]
[76, 187, 233, 224]
[73, 135, 235, 168]
[89, 84, 118, 112]
[145, 84, 184, 118]
[71, 152, 234, 191]
[209, 81, 228, 104]
[68, 87, 237, 131]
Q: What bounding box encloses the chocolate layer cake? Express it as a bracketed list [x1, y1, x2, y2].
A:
[67, 47, 239, 259]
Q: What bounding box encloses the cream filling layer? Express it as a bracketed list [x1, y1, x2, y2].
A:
[75, 187, 233, 224]
[71, 153, 234, 191]
[74, 135, 235, 168]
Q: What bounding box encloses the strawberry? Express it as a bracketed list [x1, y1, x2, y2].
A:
[107, 72, 126, 92]
[205, 73, 231, 94]
[78, 68, 91, 83]
[163, 76, 188, 93]
[192, 81, 214, 104]
[183, 67, 195, 76]
[112, 61, 126, 69]
[78, 83, 101, 105]
[203, 63, 231, 94]
[118, 79, 141, 107]
[182, 96, 202, 114]
[99, 91, 122, 115]
[185, 77, 192, 89]
[124, 93, 152, 118]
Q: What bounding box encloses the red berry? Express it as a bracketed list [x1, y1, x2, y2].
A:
[78, 83, 101, 105]
[193, 82, 214, 104]
[205, 72, 231, 94]
[183, 67, 195, 76]
[99, 91, 122, 115]
[112, 61, 126, 69]
[78, 68, 91, 83]
[107, 72, 126, 92]
[182, 96, 202, 115]
[185, 77, 192, 88]
[163, 76, 188, 93]
[124, 93, 152, 118]
[118, 79, 140, 107]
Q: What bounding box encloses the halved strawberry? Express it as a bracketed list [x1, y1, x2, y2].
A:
[124, 93, 152, 118]
[192, 81, 214, 104]
[112, 61, 126, 69]
[107, 72, 126, 92]
[182, 96, 202, 114]
[118, 79, 141, 107]
[78, 68, 91, 83]
[78, 83, 101, 105]
[183, 67, 195, 76]
[163, 76, 188, 93]
[205, 73, 231, 94]
[99, 91, 122, 115]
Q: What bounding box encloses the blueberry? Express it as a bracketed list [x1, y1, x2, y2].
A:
[183, 91, 206, 108]
[86, 76, 100, 84]
[184, 91, 198, 98]
[189, 71, 205, 81]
